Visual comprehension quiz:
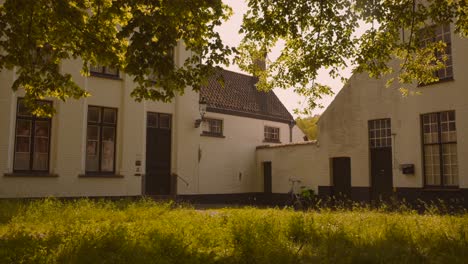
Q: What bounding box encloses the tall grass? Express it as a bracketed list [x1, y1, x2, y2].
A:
[0, 198, 467, 263]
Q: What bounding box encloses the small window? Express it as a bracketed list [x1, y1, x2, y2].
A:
[202, 118, 223, 136]
[422, 111, 457, 187]
[13, 99, 52, 172]
[264, 126, 280, 142]
[90, 64, 119, 78]
[86, 106, 117, 174]
[418, 24, 453, 81]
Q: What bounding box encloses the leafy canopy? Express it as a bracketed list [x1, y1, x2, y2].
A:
[0, 0, 233, 116]
[237, 0, 468, 114]
[1, 0, 468, 116]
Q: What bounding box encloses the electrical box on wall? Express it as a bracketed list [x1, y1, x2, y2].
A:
[400, 164, 415, 175]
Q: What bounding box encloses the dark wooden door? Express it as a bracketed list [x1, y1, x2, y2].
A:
[145, 113, 172, 195]
[332, 157, 351, 199]
[263, 162, 272, 193]
[370, 148, 393, 201]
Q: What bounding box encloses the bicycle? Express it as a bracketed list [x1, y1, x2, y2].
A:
[287, 178, 303, 210]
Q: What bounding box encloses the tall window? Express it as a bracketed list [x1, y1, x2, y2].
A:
[202, 118, 223, 136]
[422, 111, 458, 187]
[418, 24, 453, 80]
[86, 106, 117, 174]
[264, 126, 280, 142]
[13, 99, 52, 172]
[90, 64, 119, 78]
[368, 119, 392, 148]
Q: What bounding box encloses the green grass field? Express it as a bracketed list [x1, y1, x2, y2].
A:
[0, 198, 467, 263]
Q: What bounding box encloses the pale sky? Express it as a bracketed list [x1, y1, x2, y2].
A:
[216, 0, 354, 117]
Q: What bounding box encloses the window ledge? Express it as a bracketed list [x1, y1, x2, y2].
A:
[90, 72, 122, 80]
[418, 76, 454, 87]
[78, 174, 124, 178]
[423, 187, 460, 192]
[201, 133, 225, 138]
[4, 173, 58, 178]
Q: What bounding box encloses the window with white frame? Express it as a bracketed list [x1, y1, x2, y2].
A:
[264, 126, 280, 142]
[202, 118, 223, 136]
[86, 106, 117, 174]
[422, 111, 458, 187]
[418, 24, 453, 80]
[368, 119, 392, 148]
[13, 99, 52, 172]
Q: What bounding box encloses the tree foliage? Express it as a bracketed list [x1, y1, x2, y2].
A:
[0, 0, 233, 116]
[237, 0, 468, 113]
[1, 0, 468, 115]
[296, 115, 320, 140]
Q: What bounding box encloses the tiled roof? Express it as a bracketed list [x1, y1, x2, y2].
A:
[200, 69, 294, 123]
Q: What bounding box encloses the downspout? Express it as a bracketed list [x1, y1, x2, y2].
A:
[289, 120, 295, 143]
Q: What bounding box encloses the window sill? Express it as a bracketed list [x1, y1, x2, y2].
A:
[201, 133, 225, 138]
[263, 139, 281, 144]
[418, 76, 454, 87]
[423, 187, 459, 192]
[90, 72, 122, 80]
[4, 173, 58, 178]
[78, 174, 124, 178]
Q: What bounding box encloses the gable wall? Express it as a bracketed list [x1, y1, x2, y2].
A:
[317, 28, 468, 191]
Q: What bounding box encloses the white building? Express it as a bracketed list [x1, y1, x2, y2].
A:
[256, 23, 468, 206]
[0, 43, 304, 198]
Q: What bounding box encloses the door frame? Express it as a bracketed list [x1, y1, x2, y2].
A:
[331, 157, 352, 199]
[144, 111, 173, 195]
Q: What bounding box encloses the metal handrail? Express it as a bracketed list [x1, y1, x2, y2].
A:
[172, 173, 189, 186]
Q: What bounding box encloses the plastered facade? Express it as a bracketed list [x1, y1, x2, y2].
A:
[0, 43, 303, 198]
[256, 26, 468, 194]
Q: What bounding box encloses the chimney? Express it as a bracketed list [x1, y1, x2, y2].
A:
[253, 51, 267, 74]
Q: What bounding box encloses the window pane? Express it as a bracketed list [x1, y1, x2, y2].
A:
[147, 113, 158, 128]
[159, 114, 171, 129]
[86, 151, 100, 172]
[15, 137, 30, 153]
[88, 107, 101, 123]
[16, 120, 32, 136]
[424, 145, 441, 185]
[87, 126, 99, 141]
[442, 144, 458, 186]
[101, 127, 115, 172]
[90, 65, 103, 73]
[87, 126, 100, 156]
[35, 121, 49, 137]
[104, 66, 118, 76]
[86, 125, 100, 172]
[17, 100, 32, 116]
[32, 152, 48, 170]
[14, 153, 30, 170]
[103, 108, 117, 124]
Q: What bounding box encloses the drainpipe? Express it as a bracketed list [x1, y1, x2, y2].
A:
[289, 120, 295, 143]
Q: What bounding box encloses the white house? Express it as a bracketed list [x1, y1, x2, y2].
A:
[0, 42, 304, 198]
[256, 23, 468, 206]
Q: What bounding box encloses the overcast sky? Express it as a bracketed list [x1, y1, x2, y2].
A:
[216, 0, 354, 117]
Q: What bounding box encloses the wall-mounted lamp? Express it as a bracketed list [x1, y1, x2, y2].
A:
[194, 97, 207, 128]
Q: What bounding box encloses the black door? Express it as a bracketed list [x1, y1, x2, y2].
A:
[370, 148, 393, 201]
[332, 157, 352, 199]
[368, 119, 393, 201]
[263, 162, 272, 193]
[145, 113, 172, 195]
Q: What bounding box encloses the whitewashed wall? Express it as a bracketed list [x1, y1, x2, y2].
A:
[198, 111, 302, 194]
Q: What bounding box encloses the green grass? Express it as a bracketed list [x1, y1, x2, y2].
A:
[0, 198, 467, 263]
